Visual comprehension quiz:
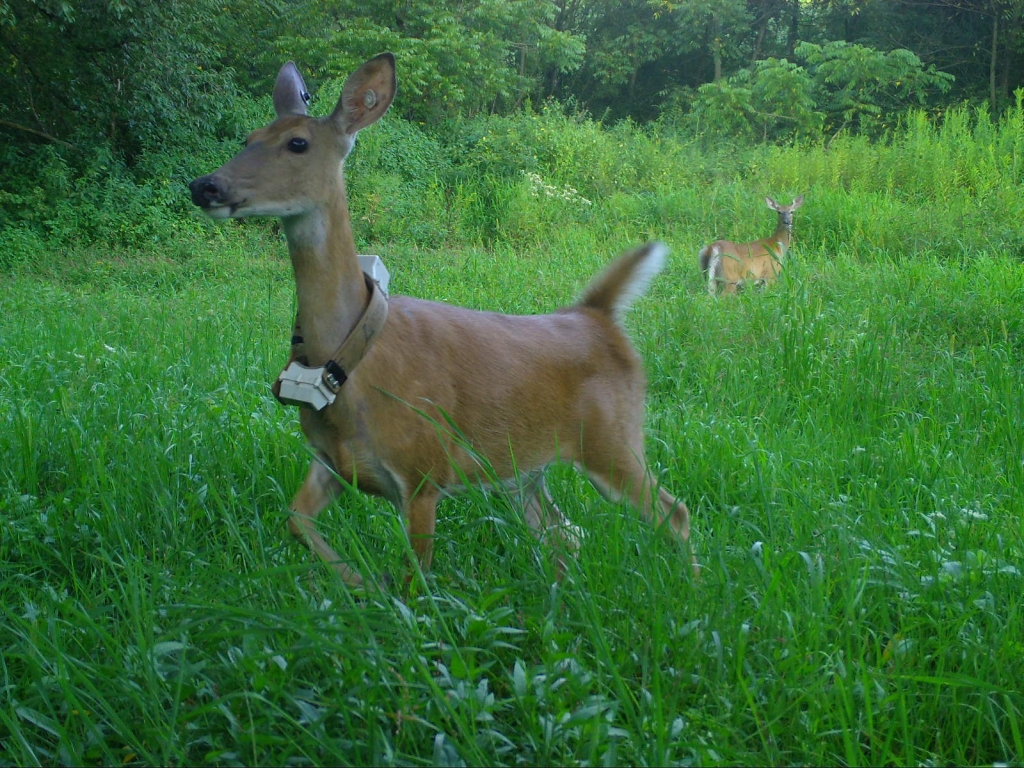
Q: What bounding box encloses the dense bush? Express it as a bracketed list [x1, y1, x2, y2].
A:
[684, 42, 954, 142]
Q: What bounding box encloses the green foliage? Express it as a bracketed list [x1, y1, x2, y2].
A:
[344, 117, 453, 245]
[562, 0, 752, 121]
[377, 93, 1020, 258]
[0, 0, 271, 250]
[0, 0, 244, 156]
[3, 0, 1021, 255]
[689, 58, 823, 141]
[250, 0, 584, 123]
[805, 0, 1024, 111]
[688, 42, 954, 142]
[796, 41, 955, 135]
[291, 105, 714, 249]
[756, 95, 1024, 259]
[4, 84, 1023, 259]
[0, 117, 262, 252]
[687, 78, 759, 140]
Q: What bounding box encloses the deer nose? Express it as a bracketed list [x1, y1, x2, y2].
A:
[189, 175, 223, 208]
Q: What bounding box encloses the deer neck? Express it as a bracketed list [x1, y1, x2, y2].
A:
[283, 182, 370, 366]
[772, 218, 793, 252]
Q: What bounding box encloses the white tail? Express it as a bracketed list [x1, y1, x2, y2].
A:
[699, 195, 804, 295]
[189, 55, 694, 587]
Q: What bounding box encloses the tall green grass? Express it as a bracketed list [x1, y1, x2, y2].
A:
[2, 104, 1023, 765]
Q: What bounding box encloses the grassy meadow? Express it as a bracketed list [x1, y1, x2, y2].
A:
[2, 104, 1024, 765]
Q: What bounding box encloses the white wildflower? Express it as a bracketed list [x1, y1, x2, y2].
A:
[522, 171, 592, 207]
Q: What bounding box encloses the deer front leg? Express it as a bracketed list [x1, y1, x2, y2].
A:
[519, 471, 583, 554]
[518, 471, 583, 580]
[405, 489, 441, 571]
[288, 457, 365, 587]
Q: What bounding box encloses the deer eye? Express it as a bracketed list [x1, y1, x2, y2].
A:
[287, 137, 309, 153]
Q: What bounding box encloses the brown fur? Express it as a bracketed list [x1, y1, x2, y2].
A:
[190, 54, 693, 587]
[699, 195, 804, 296]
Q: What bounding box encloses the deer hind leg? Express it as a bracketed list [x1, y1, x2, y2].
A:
[579, 437, 696, 572]
[702, 248, 723, 296]
[288, 456, 365, 587]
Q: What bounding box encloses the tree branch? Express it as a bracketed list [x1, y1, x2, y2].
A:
[0, 118, 76, 148]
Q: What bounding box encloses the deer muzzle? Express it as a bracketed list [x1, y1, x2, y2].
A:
[188, 174, 237, 215]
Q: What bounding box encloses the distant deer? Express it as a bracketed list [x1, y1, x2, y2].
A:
[699, 195, 804, 295]
[189, 54, 693, 588]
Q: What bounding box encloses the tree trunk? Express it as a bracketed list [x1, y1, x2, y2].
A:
[788, 0, 800, 55]
[1000, 1, 1024, 103]
[546, 0, 576, 99]
[752, 22, 767, 65]
[750, 0, 773, 65]
[990, 2, 999, 114]
[712, 16, 723, 81]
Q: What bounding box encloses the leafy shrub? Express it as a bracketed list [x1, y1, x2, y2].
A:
[0, 86, 267, 251]
[797, 41, 954, 136]
[687, 42, 954, 142]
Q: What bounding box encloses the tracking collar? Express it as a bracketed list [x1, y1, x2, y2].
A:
[274, 272, 388, 410]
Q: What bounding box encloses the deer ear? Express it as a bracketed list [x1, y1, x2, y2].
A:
[273, 62, 311, 117]
[765, 196, 779, 210]
[330, 53, 396, 135]
[792, 194, 805, 208]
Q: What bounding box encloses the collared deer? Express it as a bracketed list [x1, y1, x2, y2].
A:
[189, 54, 692, 588]
[699, 195, 804, 295]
